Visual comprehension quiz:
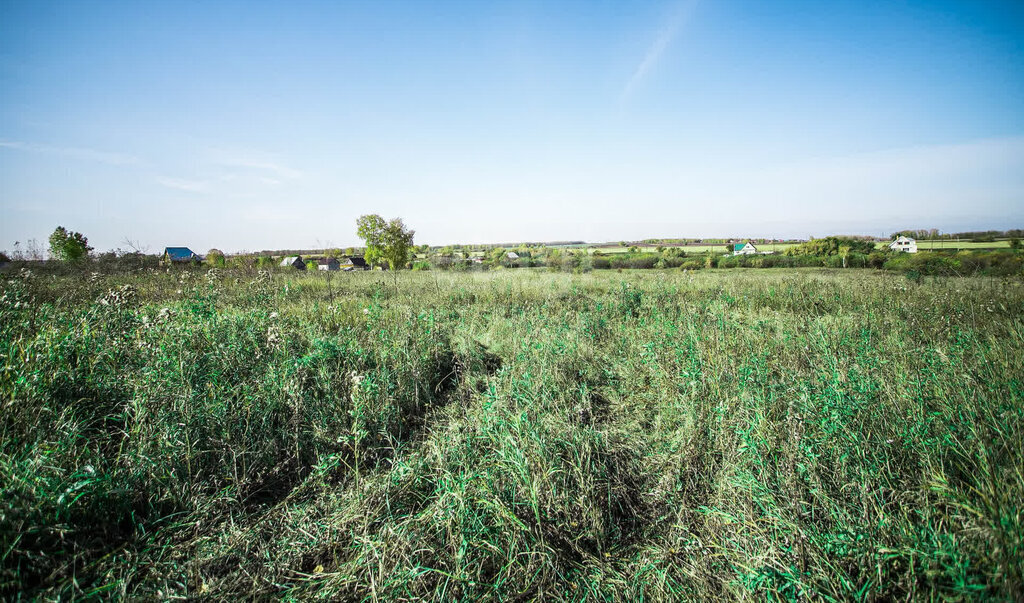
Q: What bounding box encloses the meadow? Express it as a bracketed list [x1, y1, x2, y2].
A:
[911, 240, 1012, 250]
[587, 244, 799, 254]
[2, 267, 1022, 600]
[587, 241, 1011, 254]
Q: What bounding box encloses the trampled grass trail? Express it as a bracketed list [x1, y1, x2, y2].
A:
[2, 267, 1022, 600]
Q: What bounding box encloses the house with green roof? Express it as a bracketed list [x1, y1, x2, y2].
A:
[733, 242, 758, 256]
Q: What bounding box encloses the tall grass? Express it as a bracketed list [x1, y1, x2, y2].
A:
[2, 267, 1022, 600]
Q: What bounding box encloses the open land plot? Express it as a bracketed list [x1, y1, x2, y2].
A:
[898, 240, 1011, 250]
[589, 243, 800, 254]
[2, 268, 1022, 600]
[586, 240, 1010, 254]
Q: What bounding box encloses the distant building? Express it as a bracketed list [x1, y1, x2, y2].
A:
[733, 242, 758, 256]
[280, 255, 306, 269]
[162, 247, 200, 264]
[340, 256, 368, 271]
[318, 258, 340, 271]
[889, 236, 918, 253]
[506, 251, 519, 260]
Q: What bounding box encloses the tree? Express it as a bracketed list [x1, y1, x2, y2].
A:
[488, 247, 507, 268]
[364, 246, 384, 268]
[1010, 238, 1021, 250]
[206, 248, 226, 267]
[356, 214, 415, 271]
[48, 226, 93, 261]
[839, 244, 851, 269]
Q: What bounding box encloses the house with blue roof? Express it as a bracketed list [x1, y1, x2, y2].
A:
[162, 247, 200, 264]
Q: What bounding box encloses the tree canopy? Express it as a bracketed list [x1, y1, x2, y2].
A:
[784, 237, 876, 257]
[356, 214, 415, 270]
[206, 248, 226, 267]
[48, 226, 93, 261]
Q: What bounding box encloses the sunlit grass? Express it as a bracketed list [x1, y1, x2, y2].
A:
[2, 267, 1022, 600]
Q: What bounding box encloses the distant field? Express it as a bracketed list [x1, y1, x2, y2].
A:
[589, 243, 799, 254]
[887, 240, 1011, 250]
[588, 240, 1011, 254]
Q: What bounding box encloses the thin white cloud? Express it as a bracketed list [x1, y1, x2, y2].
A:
[621, 1, 698, 100]
[234, 160, 301, 180]
[0, 139, 140, 165]
[207, 148, 303, 180]
[157, 177, 210, 193]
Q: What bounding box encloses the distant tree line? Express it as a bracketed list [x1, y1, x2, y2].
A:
[4, 223, 1022, 280]
[891, 229, 1024, 241]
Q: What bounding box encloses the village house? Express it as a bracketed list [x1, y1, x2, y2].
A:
[280, 255, 306, 270]
[889, 236, 918, 253]
[318, 258, 340, 271]
[733, 242, 758, 256]
[162, 247, 200, 264]
[339, 256, 368, 271]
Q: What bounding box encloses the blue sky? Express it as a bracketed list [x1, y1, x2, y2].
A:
[1, 0, 1023, 252]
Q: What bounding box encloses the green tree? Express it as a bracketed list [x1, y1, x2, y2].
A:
[206, 248, 226, 267]
[48, 226, 93, 261]
[356, 214, 415, 271]
[364, 246, 383, 268]
[1010, 237, 1021, 250]
[839, 244, 851, 269]
[488, 247, 506, 267]
[546, 248, 563, 272]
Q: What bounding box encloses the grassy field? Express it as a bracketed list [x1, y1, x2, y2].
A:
[909, 240, 1011, 250]
[585, 241, 1011, 254]
[2, 267, 1023, 600]
[588, 243, 800, 254]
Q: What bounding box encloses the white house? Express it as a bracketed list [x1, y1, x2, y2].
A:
[506, 251, 519, 260]
[318, 258, 340, 271]
[733, 242, 758, 256]
[280, 255, 306, 269]
[889, 236, 917, 253]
